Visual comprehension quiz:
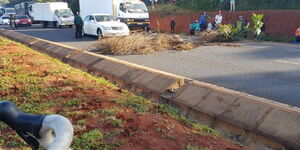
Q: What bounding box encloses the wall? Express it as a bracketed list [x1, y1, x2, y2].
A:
[150, 10, 300, 37]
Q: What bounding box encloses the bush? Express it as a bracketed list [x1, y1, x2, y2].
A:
[217, 24, 243, 41]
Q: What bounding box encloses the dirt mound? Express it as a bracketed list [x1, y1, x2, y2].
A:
[0, 36, 248, 150]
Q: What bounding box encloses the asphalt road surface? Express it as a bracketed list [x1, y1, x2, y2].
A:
[2, 24, 300, 107]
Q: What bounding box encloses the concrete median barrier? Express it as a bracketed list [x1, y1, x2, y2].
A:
[1, 29, 300, 150]
[170, 80, 300, 149]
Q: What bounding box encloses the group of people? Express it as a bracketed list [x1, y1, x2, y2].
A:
[187, 10, 223, 35]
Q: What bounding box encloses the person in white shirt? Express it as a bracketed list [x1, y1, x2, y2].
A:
[215, 10, 223, 25]
[207, 22, 213, 32]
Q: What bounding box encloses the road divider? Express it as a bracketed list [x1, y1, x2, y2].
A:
[0, 28, 299, 150]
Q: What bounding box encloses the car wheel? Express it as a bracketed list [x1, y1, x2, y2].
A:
[69, 25, 73, 28]
[97, 28, 102, 39]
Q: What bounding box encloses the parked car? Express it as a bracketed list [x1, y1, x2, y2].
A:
[15, 15, 31, 27]
[83, 14, 130, 38]
[0, 16, 10, 25]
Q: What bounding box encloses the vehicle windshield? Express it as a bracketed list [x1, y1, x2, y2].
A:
[0, 9, 4, 16]
[2, 16, 9, 19]
[94, 15, 115, 22]
[16, 15, 28, 19]
[55, 9, 74, 18]
[125, 2, 148, 13]
[5, 8, 16, 14]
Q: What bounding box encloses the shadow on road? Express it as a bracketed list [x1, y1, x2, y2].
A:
[196, 70, 300, 107]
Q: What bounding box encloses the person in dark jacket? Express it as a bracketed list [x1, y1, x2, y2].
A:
[74, 12, 83, 39]
[170, 17, 176, 34]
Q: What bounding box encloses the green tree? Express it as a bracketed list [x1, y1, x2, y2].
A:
[252, 13, 264, 36]
[0, 0, 9, 5]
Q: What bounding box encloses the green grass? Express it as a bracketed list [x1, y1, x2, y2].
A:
[112, 95, 152, 114]
[156, 103, 219, 136]
[102, 116, 123, 127]
[104, 129, 124, 140]
[72, 129, 110, 150]
[149, 3, 195, 16]
[263, 35, 295, 43]
[98, 107, 120, 116]
[64, 98, 82, 106]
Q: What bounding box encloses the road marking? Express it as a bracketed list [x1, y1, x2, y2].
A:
[275, 60, 300, 66]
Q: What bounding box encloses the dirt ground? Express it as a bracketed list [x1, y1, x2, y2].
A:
[0, 36, 249, 150]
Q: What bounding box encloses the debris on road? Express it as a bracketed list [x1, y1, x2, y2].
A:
[97, 33, 197, 55]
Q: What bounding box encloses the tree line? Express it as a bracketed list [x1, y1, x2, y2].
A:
[1, 0, 79, 13]
[178, 0, 300, 11]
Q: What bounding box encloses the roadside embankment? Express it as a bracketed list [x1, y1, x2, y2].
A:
[0, 28, 299, 150]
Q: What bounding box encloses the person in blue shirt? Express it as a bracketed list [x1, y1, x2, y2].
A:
[200, 12, 206, 31]
[193, 20, 200, 35]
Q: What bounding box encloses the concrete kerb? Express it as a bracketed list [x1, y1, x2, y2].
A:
[81, 51, 185, 98]
[171, 80, 300, 149]
[1, 29, 300, 149]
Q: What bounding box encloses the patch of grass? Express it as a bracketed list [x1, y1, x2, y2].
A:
[263, 35, 295, 43]
[102, 117, 123, 127]
[63, 80, 74, 85]
[64, 98, 82, 106]
[77, 119, 86, 126]
[112, 95, 153, 114]
[72, 129, 110, 150]
[186, 144, 200, 150]
[104, 129, 124, 140]
[98, 107, 120, 116]
[166, 134, 175, 139]
[156, 103, 219, 136]
[149, 3, 194, 16]
[114, 139, 126, 147]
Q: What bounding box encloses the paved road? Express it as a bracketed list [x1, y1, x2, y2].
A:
[2, 25, 300, 107]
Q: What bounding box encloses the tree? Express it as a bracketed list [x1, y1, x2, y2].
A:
[0, 0, 9, 5]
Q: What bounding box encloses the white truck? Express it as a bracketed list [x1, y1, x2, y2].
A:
[79, 0, 150, 30]
[29, 2, 74, 28]
[0, 7, 16, 16]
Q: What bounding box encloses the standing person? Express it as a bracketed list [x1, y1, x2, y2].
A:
[74, 12, 83, 39]
[207, 20, 213, 32]
[242, 19, 250, 38]
[9, 14, 13, 28]
[12, 15, 17, 29]
[261, 17, 266, 34]
[200, 12, 206, 31]
[215, 10, 222, 29]
[236, 16, 243, 32]
[193, 20, 200, 35]
[295, 27, 300, 42]
[189, 21, 195, 35]
[230, 0, 235, 12]
[170, 17, 176, 34]
[219, 0, 224, 10]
